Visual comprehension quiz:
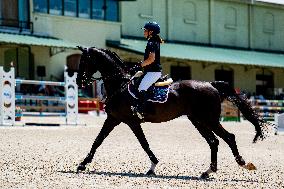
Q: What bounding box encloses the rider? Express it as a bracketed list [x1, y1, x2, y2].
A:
[134, 21, 164, 119]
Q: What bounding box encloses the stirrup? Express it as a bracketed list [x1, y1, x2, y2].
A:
[131, 106, 144, 120]
[136, 112, 144, 120]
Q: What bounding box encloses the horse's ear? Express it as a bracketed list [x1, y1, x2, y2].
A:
[77, 46, 84, 52]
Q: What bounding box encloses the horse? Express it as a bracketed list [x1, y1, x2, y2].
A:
[75, 46, 272, 179]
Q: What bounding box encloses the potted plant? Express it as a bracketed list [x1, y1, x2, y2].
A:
[15, 106, 24, 121]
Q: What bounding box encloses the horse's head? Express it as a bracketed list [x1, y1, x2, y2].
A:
[77, 46, 100, 88]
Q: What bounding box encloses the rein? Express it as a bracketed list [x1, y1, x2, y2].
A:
[81, 51, 135, 104]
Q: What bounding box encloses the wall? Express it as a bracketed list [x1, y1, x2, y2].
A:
[251, 5, 284, 51]
[169, 0, 210, 43]
[32, 13, 121, 48]
[121, 0, 284, 51]
[27, 12, 122, 79]
[31, 46, 78, 80]
[121, 0, 167, 38]
[212, 0, 249, 48]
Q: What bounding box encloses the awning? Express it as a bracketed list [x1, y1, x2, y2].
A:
[256, 0, 284, 5]
[107, 38, 284, 69]
[0, 33, 77, 49]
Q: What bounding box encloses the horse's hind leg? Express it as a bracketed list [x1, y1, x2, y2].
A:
[212, 123, 257, 170]
[127, 122, 159, 175]
[77, 115, 121, 172]
[191, 120, 219, 179]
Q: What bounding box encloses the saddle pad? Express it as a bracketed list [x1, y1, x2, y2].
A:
[128, 84, 170, 103]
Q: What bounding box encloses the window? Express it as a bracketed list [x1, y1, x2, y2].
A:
[4, 47, 32, 79]
[263, 12, 274, 34]
[225, 7, 237, 29]
[256, 69, 274, 98]
[183, 1, 197, 24]
[0, 0, 19, 27]
[92, 0, 104, 20]
[106, 0, 118, 21]
[19, 0, 30, 28]
[92, 0, 119, 21]
[79, 0, 90, 18]
[49, 0, 63, 15]
[215, 69, 234, 88]
[33, 0, 119, 22]
[33, 0, 48, 13]
[64, 0, 77, 17]
[0, 0, 30, 29]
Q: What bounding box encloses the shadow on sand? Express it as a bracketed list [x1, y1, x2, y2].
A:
[59, 169, 264, 184]
[59, 169, 212, 182]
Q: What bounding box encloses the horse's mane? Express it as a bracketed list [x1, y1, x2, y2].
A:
[93, 48, 131, 81]
[100, 49, 128, 70]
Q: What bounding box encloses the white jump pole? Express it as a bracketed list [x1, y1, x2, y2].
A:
[275, 113, 284, 134]
[65, 69, 78, 125]
[0, 67, 15, 126]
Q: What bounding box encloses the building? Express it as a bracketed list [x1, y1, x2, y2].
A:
[0, 0, 284, 98]
[113, 0, 284, 98]
[0, 0, 122, 82]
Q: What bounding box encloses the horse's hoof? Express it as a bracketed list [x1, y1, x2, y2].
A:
[146, 170, 156, 176]
[200, 172, 209, 179]
[243, 162, 257, 170]
[77, 164, 86, 173]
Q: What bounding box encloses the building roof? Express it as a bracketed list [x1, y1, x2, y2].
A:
[0, 33, 77, 48]
[108, 38, 284, 69]
[256, 0, 284, 5]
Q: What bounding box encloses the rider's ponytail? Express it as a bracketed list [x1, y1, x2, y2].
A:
[152, 34, 164, 44]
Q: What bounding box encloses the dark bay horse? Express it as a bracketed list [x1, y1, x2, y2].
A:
[76, 46, 271, 179]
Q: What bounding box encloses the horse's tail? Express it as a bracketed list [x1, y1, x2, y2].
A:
[211, 81, 275, 143]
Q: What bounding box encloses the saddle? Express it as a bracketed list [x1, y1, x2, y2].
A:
[128, 72, 173, 103]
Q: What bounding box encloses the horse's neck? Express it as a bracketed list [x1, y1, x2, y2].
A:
[102, 77, 128, 97]
[97, 49, 129, 96]
[101, 49, 126, 69]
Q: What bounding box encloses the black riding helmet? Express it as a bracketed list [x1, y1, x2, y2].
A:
[142, 21, 160, 35]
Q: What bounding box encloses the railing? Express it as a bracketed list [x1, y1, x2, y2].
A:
[249, 99, 284, 121]
[221, 99, 284, 121]
[0, 18, 33, 33]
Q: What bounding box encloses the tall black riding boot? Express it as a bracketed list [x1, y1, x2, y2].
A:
[136, 90, 147, 120]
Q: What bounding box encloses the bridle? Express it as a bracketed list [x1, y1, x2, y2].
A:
[80, 49, 131, 85]
[80, 50, 135, 104]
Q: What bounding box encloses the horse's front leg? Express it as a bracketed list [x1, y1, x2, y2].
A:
[77, 115, 121, 172]
[127, 122, 159, 175]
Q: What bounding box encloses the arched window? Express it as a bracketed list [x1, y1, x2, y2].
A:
[67, 54, 81, 75]
[263, 12, 274, 34]
[138, 0, 153, 19]
[225, 7, 237, 29]
[170, 64, 191, 81]
[215, 66, 234, 88]
[183, 1, 197, 24]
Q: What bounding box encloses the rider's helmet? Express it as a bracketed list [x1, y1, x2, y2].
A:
[142, 22, 160, 35]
